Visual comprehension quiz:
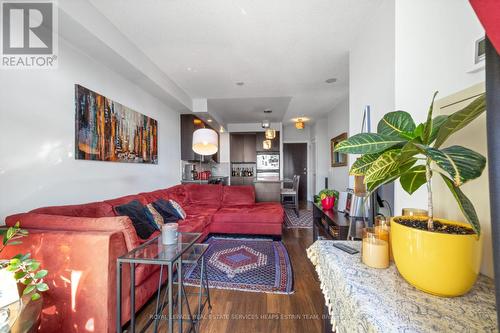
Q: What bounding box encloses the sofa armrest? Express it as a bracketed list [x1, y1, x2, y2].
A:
[0, 228, 130, 333]
[6, 213, 141, 251]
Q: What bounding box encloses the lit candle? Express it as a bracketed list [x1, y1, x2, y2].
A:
[362, 227, 389, 269]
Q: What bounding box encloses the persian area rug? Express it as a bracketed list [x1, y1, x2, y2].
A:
[284, 209, 313, 229]
[184, 237, 293, 294]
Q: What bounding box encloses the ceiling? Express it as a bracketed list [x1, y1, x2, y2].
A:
[89, 0, 382, 124]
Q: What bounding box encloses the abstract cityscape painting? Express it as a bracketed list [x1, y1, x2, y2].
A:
[75, 84, 158, 164]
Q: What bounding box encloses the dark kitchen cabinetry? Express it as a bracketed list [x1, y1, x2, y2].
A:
[180, 114, 219, 162]
[230, 133, 256, 162]
[256, 131, 280, 152]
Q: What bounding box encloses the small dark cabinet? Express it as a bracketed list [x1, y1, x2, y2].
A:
[180, 114, 219, 162]
[230, 133, 256, 162]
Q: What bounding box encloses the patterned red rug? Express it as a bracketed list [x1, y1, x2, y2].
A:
[184, 237, 293, 294]
[284, 209, 313, 228]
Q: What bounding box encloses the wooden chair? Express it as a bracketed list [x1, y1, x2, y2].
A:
[281, 175, 300, 217]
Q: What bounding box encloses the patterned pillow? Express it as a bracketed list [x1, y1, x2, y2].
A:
[146, 203, 164, 228]
[169, 199, 186, 220]
[152, 199, 180, 223]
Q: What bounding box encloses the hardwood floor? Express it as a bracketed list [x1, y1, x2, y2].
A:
[131, 204, 327, 333]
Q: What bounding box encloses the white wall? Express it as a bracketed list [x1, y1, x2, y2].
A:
[393, 0, 485, 214]
[393, 0, 488, 275]
[313, 120, 329, 193]
[349, 0, 396, 188]
[282, 124, 310, 142]
[328, 98, 349, 191]
[0, 38, 181, 223]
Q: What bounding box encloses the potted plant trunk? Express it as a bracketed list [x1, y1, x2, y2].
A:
[336, 92, 486, 297]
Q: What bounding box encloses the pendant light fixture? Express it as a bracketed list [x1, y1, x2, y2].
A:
[263, 139, 272, 150]
[265, 128, 276, 139]
[192, 128, 218, 155]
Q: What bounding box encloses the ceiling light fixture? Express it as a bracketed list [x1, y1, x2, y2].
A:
[325, 78, 337, 84]
[207, 119, 212, 123]
[295, 118, 305, 129]
[265, 128, 276, 140]
[236, 81, 245, 86]
[263, 140, 272, 150]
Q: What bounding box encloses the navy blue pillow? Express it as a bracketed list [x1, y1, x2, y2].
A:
[152, 199, 181, 223]
[114, 200, 159, 239]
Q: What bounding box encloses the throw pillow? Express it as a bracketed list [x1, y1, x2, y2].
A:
[146, 203, 164, 228]
[152, 199, 181, 223]
[114, 200, 159, 239]
[169, 199, 186, 219]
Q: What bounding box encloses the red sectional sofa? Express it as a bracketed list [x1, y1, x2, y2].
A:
[1, 184, 284, 333]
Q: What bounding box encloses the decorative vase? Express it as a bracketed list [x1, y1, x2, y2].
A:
[391, 216, 482, 297]
[321, 197, 334, 210]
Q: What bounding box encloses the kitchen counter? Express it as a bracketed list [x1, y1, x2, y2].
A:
[181, 176, 228, 185]
[253, 178, 291, 183]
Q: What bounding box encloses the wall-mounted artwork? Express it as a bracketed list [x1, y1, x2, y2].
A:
[75, 84, 158, 164]
[331, 132, 347, 167]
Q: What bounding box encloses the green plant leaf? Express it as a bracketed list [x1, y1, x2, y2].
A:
[14, 271, 27, 280]
[36, 282, 49, 292]
[433, 94, 486, 148]
[31, 293, 41, 301]
[441, 175, 480, 236]
[335, 133, 405, 154]
[28, 261, 40, 272]
[34, 270, 48, 279]
[428, 115, 448, 144]
[400, 165, 427, 194]
[365, 149, 417, 183]
[22, 278, 33, 285]
[422, 91, 439, 144]
[416, 144, 486, 186]
[377, 111, 416, 137]
[23, 284, 36, 295]
[413, 123, 424, 140]
[349, 153, 383, 176]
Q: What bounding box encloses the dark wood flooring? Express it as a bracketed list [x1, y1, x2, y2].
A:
[130, 202, 327, 333]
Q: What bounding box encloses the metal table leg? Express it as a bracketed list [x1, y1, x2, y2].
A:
[130, 263, 136, 333]
[168, 262, 173, 333]
[117, 260, 122, 333]
[178, 258, 183, 333]
[153, 265, 164, 332]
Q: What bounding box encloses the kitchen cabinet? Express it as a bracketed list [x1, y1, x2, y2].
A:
[230, 133, 256, 162]
[256, 131, 280, 152]
[180, 114, 219, 162]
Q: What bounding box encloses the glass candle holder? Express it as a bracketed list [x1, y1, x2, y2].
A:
[362, 227, 390, 269]
[374, 215, 392, 260]
[402, 208, 428, 217]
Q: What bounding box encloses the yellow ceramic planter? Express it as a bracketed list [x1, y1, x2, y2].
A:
[391, 216, 482, 297]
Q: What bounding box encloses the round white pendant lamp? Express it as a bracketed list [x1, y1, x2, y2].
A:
[192, 128, 218, 155]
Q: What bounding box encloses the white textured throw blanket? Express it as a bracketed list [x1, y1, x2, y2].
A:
[307, 240, 498, 333]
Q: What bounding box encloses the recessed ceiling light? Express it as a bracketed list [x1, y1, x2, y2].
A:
[264, 109, 272, 114]
[236, 81, 245, 86]
[207, 119, 212, 123]
[325, 78, 337, 84]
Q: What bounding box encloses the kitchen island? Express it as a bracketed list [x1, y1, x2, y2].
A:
[253, 178, 291, 202]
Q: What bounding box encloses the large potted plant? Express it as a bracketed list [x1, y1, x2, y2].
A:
[335, 92, 486, 296]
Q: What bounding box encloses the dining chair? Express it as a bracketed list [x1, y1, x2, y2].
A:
[280, 175, 300, 217]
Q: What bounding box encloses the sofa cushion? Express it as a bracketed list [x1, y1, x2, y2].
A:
[114, 200, 159, 239]
[165, 185, 188, 205]
[183, 204, 219, 218]
[213, 203, 284, 225]
[179, 215, 207, 233]
[105, 194, 147, 211]
[29, 201, 115, 218]
[185, 184, 222, 206]
[151, 199, 181, 223]
[222, 185, 255, 206]
[140, 189, 170, 204]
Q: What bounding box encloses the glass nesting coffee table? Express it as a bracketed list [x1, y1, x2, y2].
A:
[117, 232, 211, 333]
